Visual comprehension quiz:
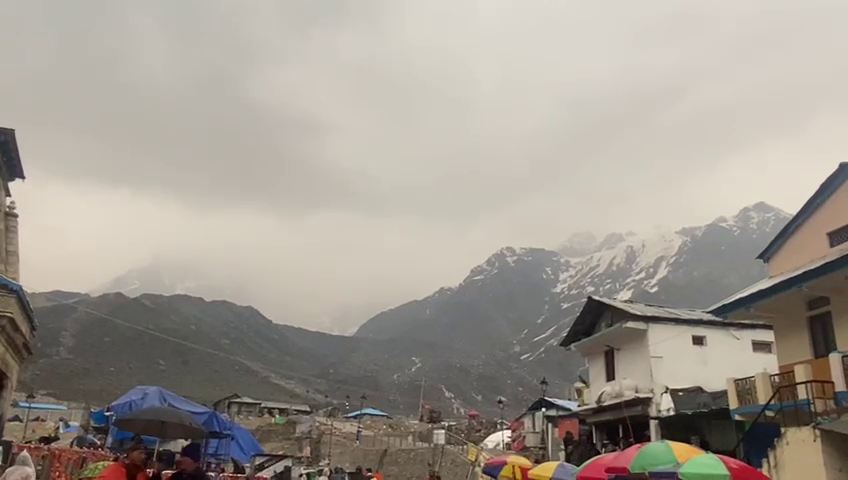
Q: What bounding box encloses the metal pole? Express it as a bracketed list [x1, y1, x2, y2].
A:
[418, 378, 426, 421]
[21, 405, 31, 442]
[328, 412, 335, 465]
[356, 394, 365, 445]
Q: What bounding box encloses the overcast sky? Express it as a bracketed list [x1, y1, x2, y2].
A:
[3, 1, 848, 330]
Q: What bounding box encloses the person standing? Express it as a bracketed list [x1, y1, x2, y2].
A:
[169, 443, 207, 480]
[98, 444, 149, 480]
[0, 451, 36, 480]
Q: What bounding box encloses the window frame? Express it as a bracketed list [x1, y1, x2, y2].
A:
[827, 224, 848, 248]
[751, 340, 774, 354]
[691, 334, 707, 347]
[604, 348, 616, 382]
[809, 311, 837, 359]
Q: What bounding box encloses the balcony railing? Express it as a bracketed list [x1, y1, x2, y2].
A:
[770, 371, 798, 403]
[734, 376, 757, 406]
[729, 351, 848, 413]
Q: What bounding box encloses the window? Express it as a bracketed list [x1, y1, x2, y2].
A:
[809, 311, 837, 359]
[691, 335, 707, 346]
[604, 348, 616, 382]
[827, 224, 848, 248]
[806, 296, 831, 312]
[752, 340, 774, 354]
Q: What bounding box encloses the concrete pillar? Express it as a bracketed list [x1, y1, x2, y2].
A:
[4, 201, 19, 282]
[0, 182, 7, 277]
[795, 363, 813, 400]
[726, 378, 740, 410]
[754, 371, 773, 404]
[649, 398, 661, 441]
[828, 352, 847, 392]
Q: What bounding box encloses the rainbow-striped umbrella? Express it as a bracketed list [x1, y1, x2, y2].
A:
[649, 453, 771, 480]
[482, 454, 533, 479]
[605, 441, 705, 475]
[527, 461, 579, 480]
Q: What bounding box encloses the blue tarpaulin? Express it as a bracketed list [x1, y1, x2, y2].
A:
[106, 386, 262, 463]
[343, 408, 391, 419]
[108, 386, 230, 434]
[206, 423, 264, 465]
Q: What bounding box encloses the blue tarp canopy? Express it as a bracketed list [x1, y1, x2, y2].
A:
[13, 401, 68, 411]
[206, 423, 263, 465]
[343, 408, 391, 419]
[108, 386, 230, 434]
[106, 386, 262, 464]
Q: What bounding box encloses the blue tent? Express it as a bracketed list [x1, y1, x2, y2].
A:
[106, 386, 262, 463]
[343, 408, 391, 419]
[206, 423, 263, 465]
[108, 386, 230, 434]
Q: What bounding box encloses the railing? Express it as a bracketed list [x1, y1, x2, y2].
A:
[734, 376, 757, 406]
[770, 371, 798, 403]
[732, 380, 836, 457]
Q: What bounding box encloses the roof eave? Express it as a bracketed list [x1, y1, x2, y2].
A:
[711, 252, 848, 317]
[757, 163, 848, 262]
[0, 128, 25, 184]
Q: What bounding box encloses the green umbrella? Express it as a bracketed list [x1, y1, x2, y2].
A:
[76, 461, 114, 479]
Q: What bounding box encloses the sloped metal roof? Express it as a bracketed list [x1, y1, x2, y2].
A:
[560, 296, 771, 348]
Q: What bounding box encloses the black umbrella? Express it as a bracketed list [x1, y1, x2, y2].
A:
[113, 406, 209, 440]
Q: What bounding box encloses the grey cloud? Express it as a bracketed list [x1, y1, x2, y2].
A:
[6, 0, 848, 328]
[4, 0, 848, 223]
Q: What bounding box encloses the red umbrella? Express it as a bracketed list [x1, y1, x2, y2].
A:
[574, 454, 617, 479]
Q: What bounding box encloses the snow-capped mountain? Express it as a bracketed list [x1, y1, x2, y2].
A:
[356, 202, 791, 397]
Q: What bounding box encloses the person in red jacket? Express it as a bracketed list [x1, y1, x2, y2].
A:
[98, 443, 149, 480]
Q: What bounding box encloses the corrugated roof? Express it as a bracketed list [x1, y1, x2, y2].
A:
[561, 296, 770, 348]
[260, 401, 311, 412]
[710, 249, 848, 316]
[231, 396, 262, 404]
[758, 162, 848, 262]
[593, 297, 720, 321]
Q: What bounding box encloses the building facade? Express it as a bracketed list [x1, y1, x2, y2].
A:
[0, 127, 37, 439]
[716, 162, 848, 479]
[560, 296, 776, 449]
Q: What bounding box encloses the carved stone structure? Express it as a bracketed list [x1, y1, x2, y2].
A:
[0, 127, 37, 438]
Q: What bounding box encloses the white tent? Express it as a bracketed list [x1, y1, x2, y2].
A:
[480, 429, 511, 450]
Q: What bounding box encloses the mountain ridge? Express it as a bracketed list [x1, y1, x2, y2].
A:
[23, 202, 790, 416]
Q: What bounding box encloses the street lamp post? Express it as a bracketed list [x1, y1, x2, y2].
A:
[539, 377, 549, 461]
[356, 394, 366, 445]
[496, 396, 506, 450]
[327, 405, 338, 465]
[21, 392, 35, 442]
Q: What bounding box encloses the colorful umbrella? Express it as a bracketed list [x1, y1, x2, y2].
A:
[482, 454, 533, 479]
[575, 454, 616, 480]
[649, 453, 770, 480]
[605, 441, 705, 475]
[75, 461, 114, 479]
[528, 461, 579, 480]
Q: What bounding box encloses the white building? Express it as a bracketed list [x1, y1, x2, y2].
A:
[559, 296, 777, 446]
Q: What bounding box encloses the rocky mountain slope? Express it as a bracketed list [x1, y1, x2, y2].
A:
[23, 203, 789, 415]
[356, 202, 789, 379]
